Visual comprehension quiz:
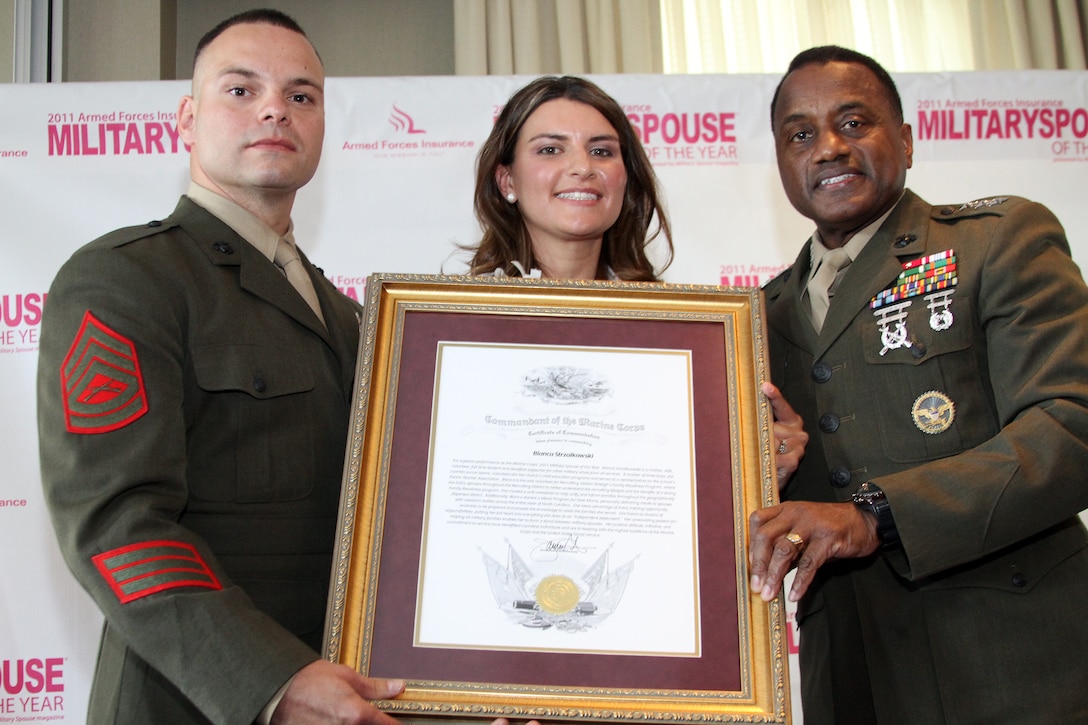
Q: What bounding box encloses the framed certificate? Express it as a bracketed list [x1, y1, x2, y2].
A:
[324, 274, 790, 723]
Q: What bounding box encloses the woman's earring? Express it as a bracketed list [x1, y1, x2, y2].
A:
[506, 193, 517, 203]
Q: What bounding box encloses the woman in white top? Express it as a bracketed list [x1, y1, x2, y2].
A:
[466, 75, 807, 484]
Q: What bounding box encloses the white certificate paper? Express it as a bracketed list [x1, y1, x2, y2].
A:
[415, 342, 699, 657]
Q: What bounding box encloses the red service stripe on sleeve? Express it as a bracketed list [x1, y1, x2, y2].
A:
[92, 540, 222, 604]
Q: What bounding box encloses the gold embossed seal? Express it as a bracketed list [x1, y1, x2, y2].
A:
[534, 575, 580, 615]
[912, 390, 955, 434]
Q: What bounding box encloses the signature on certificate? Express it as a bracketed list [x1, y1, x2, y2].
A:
[531, 534, 589, 561]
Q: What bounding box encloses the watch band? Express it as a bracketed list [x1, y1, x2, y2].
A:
[852, 481, 901, 548]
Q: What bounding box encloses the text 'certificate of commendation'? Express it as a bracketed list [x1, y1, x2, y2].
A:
[416, 341, 699, 657]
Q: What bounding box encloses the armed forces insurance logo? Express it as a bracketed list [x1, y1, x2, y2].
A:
[340, 103, 476, 158]
[914, 94, 1088, 162]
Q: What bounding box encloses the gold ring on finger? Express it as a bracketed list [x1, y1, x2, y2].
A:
[785, 532, 806, 552]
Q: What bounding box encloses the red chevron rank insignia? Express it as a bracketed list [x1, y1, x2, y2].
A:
[93, 540, 222, 604]
[60, 311, 149, 434]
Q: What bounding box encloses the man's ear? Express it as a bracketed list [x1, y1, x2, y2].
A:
[177, 96, 197, 148]
[900, 122, 914, 169]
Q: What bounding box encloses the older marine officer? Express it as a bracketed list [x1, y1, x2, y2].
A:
[750, 45, 1088, 724]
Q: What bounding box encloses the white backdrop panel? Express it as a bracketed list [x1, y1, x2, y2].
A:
[1, 70, 1086, 723]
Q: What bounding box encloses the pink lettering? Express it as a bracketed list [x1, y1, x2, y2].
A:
[0, 293, 46, 327]
[45, 658, 64, 693]
[0, 658, 64, 695]
[46, 122, 182, 156]
[145, 122, 165, 153]
[164, 121, 181, 152]
[1005, 109, 1022, 138]
[47, 124, 74, 155]
[79, 124, 101, 155]
[629, 112, 738, 145]
[122, 123, 144, 153]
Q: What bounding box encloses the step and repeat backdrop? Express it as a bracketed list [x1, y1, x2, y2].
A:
[2, 70, 1087, 722]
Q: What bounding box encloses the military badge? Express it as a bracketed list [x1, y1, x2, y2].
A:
[871, 250, 960, 349]
[911, 390, 955, 435]
[927, 289, 956, 331]
[60, 311, 148, 434]
[871, 249, 958, 311]
[874, 300, 913, 356]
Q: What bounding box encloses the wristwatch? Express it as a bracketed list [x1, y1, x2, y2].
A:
[852, 482, 901, 549]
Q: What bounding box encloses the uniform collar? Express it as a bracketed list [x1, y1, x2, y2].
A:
[806, 195, 902, 286]
[186, 182, 295, 264]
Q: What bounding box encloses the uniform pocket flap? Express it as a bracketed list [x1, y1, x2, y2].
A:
[192, 343, 314, 399]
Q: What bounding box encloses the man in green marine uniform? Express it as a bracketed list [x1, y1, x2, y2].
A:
[750, 45, 1088, 724]
[36, 9, 531, 725]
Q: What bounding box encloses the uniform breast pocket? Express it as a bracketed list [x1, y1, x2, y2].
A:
[189, 343, 318, 502]
[860, 294, 997, 463]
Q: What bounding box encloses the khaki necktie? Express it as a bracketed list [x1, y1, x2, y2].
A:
[807, 247, 851, 331]
[274, 237, 326, 326]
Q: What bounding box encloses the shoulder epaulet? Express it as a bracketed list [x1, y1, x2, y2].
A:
[91, 218, 182, 250]
[761, 266, 792, 300]
[933, 196, 1024, 219]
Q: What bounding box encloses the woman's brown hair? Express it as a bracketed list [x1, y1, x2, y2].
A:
[469, 75, 672, 281]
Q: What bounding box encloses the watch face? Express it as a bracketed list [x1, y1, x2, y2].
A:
[852, 483, 899, 547]
[854, 482, 883, 503]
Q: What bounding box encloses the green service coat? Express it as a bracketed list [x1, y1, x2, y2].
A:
[37, 197, 362, 724]
[764, 190, 1088, 724]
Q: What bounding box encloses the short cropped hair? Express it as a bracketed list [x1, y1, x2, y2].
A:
[193, 8, 317, 66]
[770, 45, 903, 126]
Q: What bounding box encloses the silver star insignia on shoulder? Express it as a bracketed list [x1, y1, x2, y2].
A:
[959, 196, 1009, 211]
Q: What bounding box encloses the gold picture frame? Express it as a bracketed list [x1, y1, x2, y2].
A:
[324, 273, 791, 723]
